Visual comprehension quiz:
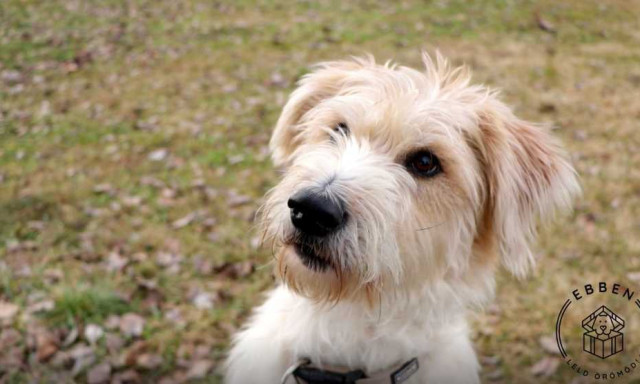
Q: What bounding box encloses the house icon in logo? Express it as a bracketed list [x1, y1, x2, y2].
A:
[582, 306, 624, 359]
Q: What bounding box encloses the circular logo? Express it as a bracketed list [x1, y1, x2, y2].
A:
[556, 281, 640, 380]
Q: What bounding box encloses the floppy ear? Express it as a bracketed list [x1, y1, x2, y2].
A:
[477, 100, 580, 277]
[269, 60, 366, 167]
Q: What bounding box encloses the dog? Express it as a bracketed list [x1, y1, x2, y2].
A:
[594, 313, 614, 340]
[225, 53, 580, 384]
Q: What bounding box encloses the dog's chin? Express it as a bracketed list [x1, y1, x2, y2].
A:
[277, 244, 360, 303]
[292, 242, 332, 272]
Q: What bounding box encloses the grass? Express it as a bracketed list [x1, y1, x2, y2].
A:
[44, 286, 132, 327]
[1, 0, 640, 382]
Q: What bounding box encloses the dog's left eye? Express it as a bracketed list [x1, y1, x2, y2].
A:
[334, 122, 349, 135]
[405, 150, 442, 178]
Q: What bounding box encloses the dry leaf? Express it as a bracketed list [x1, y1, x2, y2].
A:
[148, 148, 169, 162]
[0, 301, 19, 324]
[119, 313, 145, 337]
[36, 330, 59, 362]
[192, 292, 214, 310]
[186, 359, 214, 380]
[535, 12, 556, 33]
[84, 324, 104, 344]
[136, 353, 163, 369]
[539, 335, 560, 355]
[87, 362, 111, 384]
[530, 357, 559, 376]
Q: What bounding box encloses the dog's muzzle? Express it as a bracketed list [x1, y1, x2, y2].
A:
[288, 189, 346, 237]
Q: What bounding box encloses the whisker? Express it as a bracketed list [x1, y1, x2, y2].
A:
[256, 260, 275, 270]
[416, 222, 445, 231]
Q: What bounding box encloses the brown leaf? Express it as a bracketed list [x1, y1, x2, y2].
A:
[539, 335, 560, 355]
[172, 212, 197, 229]
[0, 301, 19, 324]
[530, 357, 560, 376]
[186, 359, 214, 380]
[216, 261, 255, 279]
[535, 12, 556, 33]
[105, 333, 125, 354]
[107, 251, 129, 272]
[87, 362, 111, 384]
[111, 369, 141, 384]
[119, 313, 145, 337]
[36, 330, 59, 362]
[136, 353, 163, 370]
[627, 272, 640, 283]
[124, 340, 148, 366]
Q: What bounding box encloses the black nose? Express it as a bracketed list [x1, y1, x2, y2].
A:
[288, 190, 346, 237]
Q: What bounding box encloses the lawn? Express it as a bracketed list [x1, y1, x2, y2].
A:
[1, 0, 640, 383]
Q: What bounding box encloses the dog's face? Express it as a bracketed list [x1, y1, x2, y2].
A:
[595, 313, 614, 336]
[260, 54, 579, 303]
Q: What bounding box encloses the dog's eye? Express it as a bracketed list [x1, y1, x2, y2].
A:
[405, 150, 442, 178]
[334, 122, 349, 136]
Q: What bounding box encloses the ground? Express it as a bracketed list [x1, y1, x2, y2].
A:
[1, 0, 640, 383]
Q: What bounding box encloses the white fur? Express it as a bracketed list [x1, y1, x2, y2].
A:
[226, 285, 482, 384]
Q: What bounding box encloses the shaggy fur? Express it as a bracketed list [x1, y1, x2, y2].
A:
[225, 53, 580, 384]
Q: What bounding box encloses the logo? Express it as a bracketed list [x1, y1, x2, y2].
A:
[555, 282, 640, 380]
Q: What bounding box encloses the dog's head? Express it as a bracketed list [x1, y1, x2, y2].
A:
[595, 313, 614, 336]
[260, 53, 580, 303]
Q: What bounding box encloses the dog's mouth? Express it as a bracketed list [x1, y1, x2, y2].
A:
[293, 242, 331, 272]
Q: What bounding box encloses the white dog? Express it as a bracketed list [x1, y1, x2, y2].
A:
[225, 53, 579, 384]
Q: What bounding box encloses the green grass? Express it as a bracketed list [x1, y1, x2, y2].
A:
[44, 285, 132, 326]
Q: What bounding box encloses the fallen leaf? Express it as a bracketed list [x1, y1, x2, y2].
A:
[111, 369, 141, 384]
[627, 272, 640, 283]
[148, 148, 169, 162]
[26, 299, 55, 314]
[192, 292, 215, 310]
[186, 359, 214, 380]
[216, 261, 255, 279]
[105, 315, 121, 330]
[227, 191, 252, 207]
[62, 327, 79, 347]
[107, 251, 129, 272]
[0, 301, 19, 324]
[530, 357, 560, 376]
[87, 362, 111, 384]
[105, 333, 125, 354]
[479, 355, 501, 366]
[172, 212, 197, 229]
[36, 330, 59, 362]
[136, 353, 163, 369]
[124, 340, 148, 366]
[535, 12, 556, 33]
[84, 324, 104, 344]
[119, 313, 145, 337]
[539, 335, 560, 355]
[486, 369, 503, 381]
[93, 183, 115, 195]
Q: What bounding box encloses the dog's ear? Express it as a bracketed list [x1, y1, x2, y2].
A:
[477, 100, 580, 277]
[270, 60, 365, 167]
